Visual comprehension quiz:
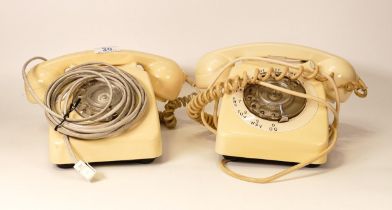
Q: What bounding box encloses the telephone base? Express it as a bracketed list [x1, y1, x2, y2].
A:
[216, 70, 329, 165]
[222, 155, 320, 168]
[56, 158, 156, 169]
[48, 66, 163, 165]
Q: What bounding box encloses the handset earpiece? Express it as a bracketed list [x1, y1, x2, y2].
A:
[195, 53, 232, 89]
[140, 58, 185, 101]
[318, 58, 362, 102]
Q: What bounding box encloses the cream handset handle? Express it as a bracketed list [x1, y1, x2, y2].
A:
[25, 50, 186, 103]
[195, 43, 367, 102]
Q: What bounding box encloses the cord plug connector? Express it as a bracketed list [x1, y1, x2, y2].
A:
[74, 160, 96, 182]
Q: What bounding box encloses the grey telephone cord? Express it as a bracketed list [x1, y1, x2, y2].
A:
[23, 57, 148, 180]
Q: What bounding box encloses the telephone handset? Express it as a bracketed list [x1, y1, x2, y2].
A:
[187, 43, 368, 183]
[23, 48, 185, 181]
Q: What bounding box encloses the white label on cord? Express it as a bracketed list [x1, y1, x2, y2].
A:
[74, 160, 96, 182]
[94, 46, 120, 54]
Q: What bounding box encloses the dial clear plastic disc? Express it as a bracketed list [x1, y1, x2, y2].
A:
[243, 78, 306, 122]
[75, 81, 122, 120]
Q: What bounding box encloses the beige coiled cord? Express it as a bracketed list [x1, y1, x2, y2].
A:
[186, 56, 367, 183]
[159, 93, 196, 129]
[159, 76, 198, 129]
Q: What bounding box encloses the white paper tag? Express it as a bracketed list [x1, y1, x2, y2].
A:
[74, 160, 96, 182]
[94, 46, 120, 54]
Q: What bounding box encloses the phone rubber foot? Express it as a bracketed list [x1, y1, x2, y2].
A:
[55, 158, 157, 169]
[222, 155, 321, 168]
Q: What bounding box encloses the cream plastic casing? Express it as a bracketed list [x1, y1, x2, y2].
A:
[216, 63, 328, 164]
[194, 43, 359, 164]
[25, 50, 185, 164]
[48, 64, 161, 164]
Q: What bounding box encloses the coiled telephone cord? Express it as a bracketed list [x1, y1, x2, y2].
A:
[186, 56, 367, 183]
[159, 76, 198, 129]
[159, 93, 196, 129]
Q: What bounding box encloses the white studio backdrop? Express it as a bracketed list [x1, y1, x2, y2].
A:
[0, 0, 391, 210]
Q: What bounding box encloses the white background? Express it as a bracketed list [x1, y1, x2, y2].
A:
[1, 0, 391, 209]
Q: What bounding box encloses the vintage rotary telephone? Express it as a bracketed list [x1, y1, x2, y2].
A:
[22, 48, 185, 181]
[186, 43, 368, 183]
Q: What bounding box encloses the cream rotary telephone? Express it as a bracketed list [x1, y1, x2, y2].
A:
[187, 43, 368, 183]
[22, 48, 185, 181]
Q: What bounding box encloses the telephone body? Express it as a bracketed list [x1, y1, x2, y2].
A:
[189, 43, 367, 182]
[24, 50, 185, 166]
[215, 62, 327, 164]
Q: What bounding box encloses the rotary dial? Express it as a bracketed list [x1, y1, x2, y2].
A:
[75, 80, 122, 121]
[243, 78, 306, 123]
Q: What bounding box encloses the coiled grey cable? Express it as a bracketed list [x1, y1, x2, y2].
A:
[22, 57, 148, 140]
